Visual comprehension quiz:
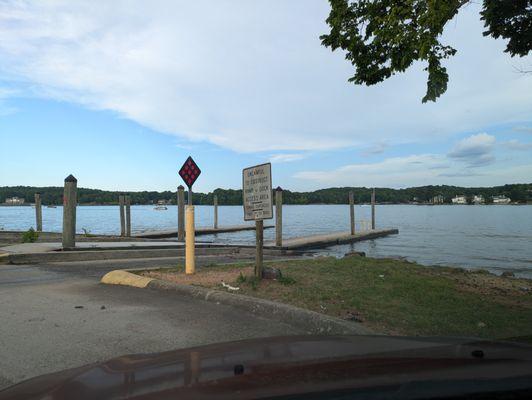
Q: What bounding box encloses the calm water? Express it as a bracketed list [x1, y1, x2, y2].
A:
[1, 204, 531, 277]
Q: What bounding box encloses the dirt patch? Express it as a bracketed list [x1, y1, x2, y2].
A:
[142, 267, 254, 288]
[424, 268, 532, 308]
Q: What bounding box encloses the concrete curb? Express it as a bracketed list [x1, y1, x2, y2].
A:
[100, 270, 373, 335]
[101, 270, 154, 288]
[2, 246, 295, 265]
[0, 253, 9, 265]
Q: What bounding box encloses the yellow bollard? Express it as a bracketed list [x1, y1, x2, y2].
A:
[185, 205, 195, 274]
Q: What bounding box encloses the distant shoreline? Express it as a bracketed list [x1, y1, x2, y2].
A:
[2, 183, 531, 206]
[1, 203, 530, 207]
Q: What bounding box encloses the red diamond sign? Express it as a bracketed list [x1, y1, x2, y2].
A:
[179, 156, 201, 188]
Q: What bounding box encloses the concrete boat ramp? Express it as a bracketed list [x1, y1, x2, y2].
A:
[1, 228, 398, 264]
[0, 241, 265, 265]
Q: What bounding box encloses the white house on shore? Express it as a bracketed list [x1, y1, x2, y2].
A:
[432, 195, 444, 204]
[492, 195, 511, 204]
[473, 195, 485, 204]
[4, 196, 25, 205]
[451, 195, 467, 204]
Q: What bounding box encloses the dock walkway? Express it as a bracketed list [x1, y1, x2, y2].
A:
[132, 224, 273, 239]
[266, 228, 398, 250]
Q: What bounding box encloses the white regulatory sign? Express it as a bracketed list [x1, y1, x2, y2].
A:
[242, 163, 273, 221]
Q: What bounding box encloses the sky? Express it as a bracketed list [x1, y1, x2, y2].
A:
[0, 0, 531, 192]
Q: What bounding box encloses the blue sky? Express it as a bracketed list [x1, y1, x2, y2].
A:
[0, 0, 531, 192]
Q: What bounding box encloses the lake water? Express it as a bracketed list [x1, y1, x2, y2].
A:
[1, 204, 531, 277]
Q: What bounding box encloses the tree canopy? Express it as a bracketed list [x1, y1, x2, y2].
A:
[320, 0, 532, 102]
[1, 184, 531, 205]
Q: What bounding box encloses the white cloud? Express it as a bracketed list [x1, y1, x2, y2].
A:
[359, 142, 389, 157]
[448, 133, 496, 166]
[269, 153, 307, 163]
[294, 152, 532, 189]
[0, 1, 531, 153]
[294, 154, 446, 188]
[502, 139, 532, 151]
[514, 126, 532, 134]
[0, 87, 18, 115]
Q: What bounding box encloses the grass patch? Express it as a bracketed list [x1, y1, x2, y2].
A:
[140, 257, 532, 340]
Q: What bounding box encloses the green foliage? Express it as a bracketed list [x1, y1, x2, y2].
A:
[1, 183, 530, 206]
[321, 0, 531, 102]
[21, 227, 39, 243]
[481, 0, 532, 57]
[247, 276, 260, 291]
[81, 227, 94, 237]
[236, 272, 247, 284]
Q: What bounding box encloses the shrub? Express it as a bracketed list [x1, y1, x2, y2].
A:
[248, 276, 260, 291]
[21, 228, 39, 243]
[81, 227, 93, 237]
[236, 272, 247, 284]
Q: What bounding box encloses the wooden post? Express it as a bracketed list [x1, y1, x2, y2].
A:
[35, 193, 42, 232]
[119, 195, 126, 237]
[349, 190, 355, 235]
[275, 187, 282, 247]
[62, 174, 77, 249]
[125, 195, 131, 237]
[177, 185, 185, 241]
[213, 195, 218, 229]
[255, 220, 264, 279]
[371, 188, 376, 230]
[188, 188, 192, 206]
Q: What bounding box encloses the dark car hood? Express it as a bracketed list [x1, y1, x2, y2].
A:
[2, 335, 532, 400]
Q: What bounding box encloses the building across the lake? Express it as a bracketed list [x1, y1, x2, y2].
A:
[473, 195, 485, 205]
[432, 195, 444, 204]
[4, 197, 25, 205]
[492, 195, 511, 204]
[451, 195, 467, 205]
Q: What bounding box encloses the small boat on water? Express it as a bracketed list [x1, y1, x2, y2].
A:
[47, 205, 57, 208]
[154, 199, 169, 210]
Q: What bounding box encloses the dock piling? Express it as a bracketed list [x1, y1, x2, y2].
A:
[275, 187, 283, 247]
[177, 185, 185, 241]
[349, 191, 355, 235]
[35, 193, 42, 232]
[125, 195, 131, 237]
[62, 175, 77, 249]
[119, 195, 126, 237]
[213, 194, 218, 229]
[371, 188, 376, 230]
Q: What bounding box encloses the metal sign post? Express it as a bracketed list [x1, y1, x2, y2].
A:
[179, 156, 201, 274]
[243, 163, 273, 279]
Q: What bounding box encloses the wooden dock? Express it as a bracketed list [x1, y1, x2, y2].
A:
[132, 224, 273, 239]
[265, 228, 399, 250]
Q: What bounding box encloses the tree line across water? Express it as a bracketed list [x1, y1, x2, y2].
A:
[1, 184, 531, 206]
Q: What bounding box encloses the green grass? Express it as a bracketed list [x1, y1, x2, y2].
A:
[143, 257, 532, 340]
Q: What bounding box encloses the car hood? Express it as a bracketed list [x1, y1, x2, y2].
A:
[2, 335, 532, 400]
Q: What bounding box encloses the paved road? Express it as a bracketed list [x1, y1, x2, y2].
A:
[0, 256, 305, 390]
